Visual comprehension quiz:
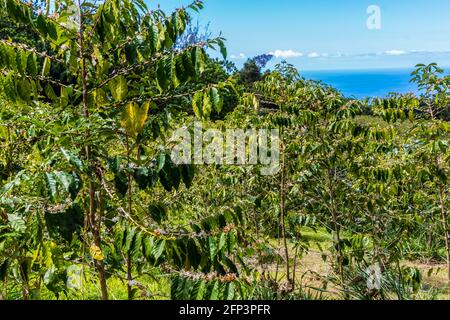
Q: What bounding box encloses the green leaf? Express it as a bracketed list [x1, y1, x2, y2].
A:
[133, 167, 149, 190]
[108, 157, 122, 175]
[41, 57, 51, 77]
[159, 169, 172, 192]
[181, 51, 195, 77]
[192, 91, 203, 119]
[225, 282, 235, 300]
[16, 78, 31, 102]
[187, 238, 201, 270]
[46, 21, 58, 41]
[191, 280, 206, 300]
[61, 148, 84, 171]
[0, 260, 9, 282]
[124, 227, 136, 254]
[153, 239, 166, 261]
[55, 171, 72, 193]
[209, 280, 219, 300]
[202, 90, 212, 118]
[60, 86, 70, 107]
[218, 39, 227, 59]
[45, 172, 58, 200]
[16, 51, 27, 74]
[180, 165, 195, 188]
[143, 237, 154, 260]
[114, 174, 128, 197]
[210, 87, 223, 113]
[120, 101, 150, 138]
[26, 54, 37, 76]
[147, 24, 159, 53]
[0, 44, 15, 70]
[35, 14, 48, 36]
[131, 232, 143, 260]
[2, 74, 16, 101]
[109, 75, 128, 102]
[45, 83, 57, 101]
[218, 232, 226, 252]
[208, 236, 217, 262]
[156, 59, 170, 92]
[7, 214, 26, 233]
[54, 171, 80, 200]
[168, 165, 181, 191]
[157, 153, 166, 172]
[193, 47, 206, 73]
[170, 56, 180, 88]
[158, 155, 182, 192]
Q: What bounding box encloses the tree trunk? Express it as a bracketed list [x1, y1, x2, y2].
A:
[126, 136, 134, 300]
[19, 260, 30, 300]
[292, 245, 299, 291]
[126, 253, 133, 300]
[280, 136, 291, 287]
[439, 186, 450, 300]
[78, 0, 108, 300]
[328, 169, 346, 297]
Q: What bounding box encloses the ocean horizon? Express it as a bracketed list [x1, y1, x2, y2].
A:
[301, 67, 450, 99]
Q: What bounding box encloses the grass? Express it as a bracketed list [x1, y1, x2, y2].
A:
[0, 270, 171, 300]
[264, 227, 449, 300]
[1, 226, 447, 300]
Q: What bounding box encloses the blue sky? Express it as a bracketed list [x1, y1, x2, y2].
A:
[150, 0, 450, 71]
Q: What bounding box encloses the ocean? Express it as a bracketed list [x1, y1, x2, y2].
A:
[302, 68, 422, 99]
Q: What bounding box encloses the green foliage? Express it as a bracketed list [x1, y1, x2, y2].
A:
[0, 1, 448, 301]
[238, 59, 263, 85]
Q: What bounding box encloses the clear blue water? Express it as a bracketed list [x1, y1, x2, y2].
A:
[302, 68, 420, 99]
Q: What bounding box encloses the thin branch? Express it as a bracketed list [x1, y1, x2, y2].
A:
[89, 42, 206, 94]
[1, 70, 80, 92]
[0, 39, 65, 64]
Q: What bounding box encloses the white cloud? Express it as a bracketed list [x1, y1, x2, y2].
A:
[307, 52, 320, 58]
[384, 50, 407, 56]
[269, 49, 303, 58]
[230, 53, 247, 60]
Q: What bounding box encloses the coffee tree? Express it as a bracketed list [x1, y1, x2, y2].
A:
[0, 0, 234, 299]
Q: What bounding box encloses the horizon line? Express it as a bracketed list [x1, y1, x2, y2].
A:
[288, 65, 450, 73]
